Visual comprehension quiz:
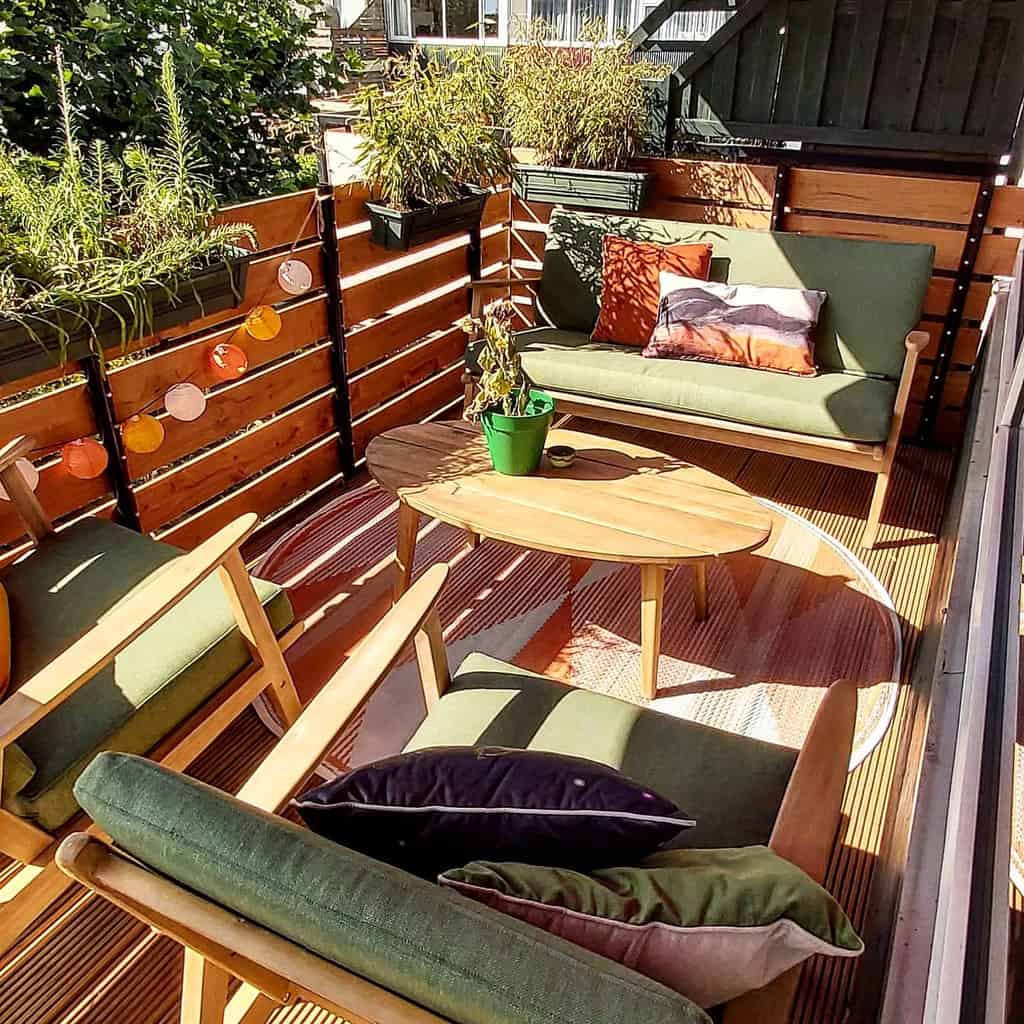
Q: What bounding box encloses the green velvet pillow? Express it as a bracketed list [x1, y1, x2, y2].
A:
[440, 846, 863, 1009]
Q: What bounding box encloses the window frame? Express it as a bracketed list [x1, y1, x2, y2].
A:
[390, 0, 505, 44]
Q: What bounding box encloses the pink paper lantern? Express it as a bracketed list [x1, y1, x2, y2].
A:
[165, 382, 207, 422]
[0, 458, 39, 500]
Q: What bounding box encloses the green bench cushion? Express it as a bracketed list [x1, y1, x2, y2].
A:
[75, 753, 711, 1024]
[469, 328, 898, 443]
[405, 653, 798, 851]
[1, 518, 293, 832]
[539, 209, 934, 380]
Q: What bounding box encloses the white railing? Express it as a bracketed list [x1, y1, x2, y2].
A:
[882, 242, 1024, 1024]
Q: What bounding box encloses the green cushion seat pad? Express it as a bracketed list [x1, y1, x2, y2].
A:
[441, 849, 862, 1009]
[75, 753, 711, 1024]
[1, 518, 293, 832]
[405, 653, 798, 850]
[539, 209, 935, 380]
[469, 328, 898, 443]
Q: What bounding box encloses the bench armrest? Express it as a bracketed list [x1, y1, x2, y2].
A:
[236, 563, 450, 814]
[469, 276, 541, 289]
[0, 514, 260, 748]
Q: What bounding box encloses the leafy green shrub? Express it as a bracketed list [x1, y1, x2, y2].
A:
[355, 48, 507, 210]
[503, 19, 651, 170]
[0, 0, 344, 200]
[0, 50, 252, 358]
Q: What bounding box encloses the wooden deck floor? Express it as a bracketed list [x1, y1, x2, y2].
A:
[0, 421, 955, 1024]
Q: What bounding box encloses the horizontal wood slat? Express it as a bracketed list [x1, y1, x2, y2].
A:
[511, 230, 546, 268]
[345, 287, 467, 374]
[924, 277, 993, 320]
[912, 364, 972, 407]
[136, 391, 336, 532]
[342, 247, 469, 327]
[213, 190, 319, 251]
[125, 343, 334, 479]
[0, 384, 96, 453]
[334, 183, 372, 229]
[635, 157, 775, 207]
[988, 186, 1024, 229]
[787, 169, 978, 223]
[158, 434, 343, 550]
[349, 328, 465, 417]
[352, 363, 464, 459]
[481, 228, 510, 269]
[642, 200, 772, 228]
[482, 189, 512, 229]
[108, 294, 329, 419]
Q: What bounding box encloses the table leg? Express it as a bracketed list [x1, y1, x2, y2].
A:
[394, 501, 420, 603]
[640, 564, 666, 701]
[694, 559, 709, 622]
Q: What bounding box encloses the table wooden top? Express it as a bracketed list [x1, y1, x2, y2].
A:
[365, 421, 772, 564]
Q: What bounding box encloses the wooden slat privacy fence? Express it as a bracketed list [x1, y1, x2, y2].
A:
[1, 159, 1022, 557]
[660, 0, 1024, 158]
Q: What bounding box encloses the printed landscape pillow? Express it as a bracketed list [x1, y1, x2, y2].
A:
[440, 846, 863, 1009]
[295, 746, 693, 877]
[644, 271, 826, 376]
[591, 236, 713, 347]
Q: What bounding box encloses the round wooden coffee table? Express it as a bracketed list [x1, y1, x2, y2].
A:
[366, 421, 772, 698]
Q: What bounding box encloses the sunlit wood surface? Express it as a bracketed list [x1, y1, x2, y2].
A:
[0, 419, 954, 1024]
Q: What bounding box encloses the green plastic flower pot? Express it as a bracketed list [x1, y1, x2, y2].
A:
[481, 390, 555, 476]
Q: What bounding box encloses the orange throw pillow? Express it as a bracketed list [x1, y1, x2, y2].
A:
[592, 236, 712, 347]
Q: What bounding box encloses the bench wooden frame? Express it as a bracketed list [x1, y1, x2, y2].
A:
[467, 277, 930, 549]
[0, 435, 304, 958]
[57, 562, 857, 1024]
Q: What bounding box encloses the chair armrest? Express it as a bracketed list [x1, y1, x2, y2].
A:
[0, 435, 34, 473]
[236, 563, 450, 814]
[0, 513, 260, 747]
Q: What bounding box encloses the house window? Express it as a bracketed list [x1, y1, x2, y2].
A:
[527, 0, 639, 43]
[400, 0, 500, 39]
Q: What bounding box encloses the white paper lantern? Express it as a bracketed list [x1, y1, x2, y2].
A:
[0, 458, 40, 501]
[278, 258, 313, 295]
[165, 382, 208, 422]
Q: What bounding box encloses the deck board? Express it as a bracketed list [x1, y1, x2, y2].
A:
[0, 420, 954, 1024]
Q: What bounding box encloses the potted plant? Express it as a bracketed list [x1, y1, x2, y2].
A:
[503, 20, 653, 212]
[355, 48, 509, 252]
[0, 50, 254, 383]
[462, 299, 554, 475]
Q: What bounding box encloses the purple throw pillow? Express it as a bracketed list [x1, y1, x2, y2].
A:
[294, 746, 693, 877]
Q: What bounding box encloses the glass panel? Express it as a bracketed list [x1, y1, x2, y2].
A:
[482, 0, 499, 37]
[447, 0, 480, 36]
[611, 0, 633, 36]
[531, 0, 569, 41]
[571, 0, 605, 41]
[389, 0, 413, 37]
[411, 0, 443, 36]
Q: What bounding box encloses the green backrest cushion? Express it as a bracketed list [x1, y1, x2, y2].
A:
[74, 753, 711, 1024]
[539, 209, 935, 379]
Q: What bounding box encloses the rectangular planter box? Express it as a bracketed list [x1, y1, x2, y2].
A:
[366, 187, 490, 252]
[512, 165, 651, 214]
[0, 255, 252, 384]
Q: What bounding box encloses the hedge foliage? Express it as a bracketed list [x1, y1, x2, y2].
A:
[0, 0, 343, 199]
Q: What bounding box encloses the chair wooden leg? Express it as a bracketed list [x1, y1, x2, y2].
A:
[394, 501, 420, 603]
[181, 949, 231, 1024]
[693, 559, 709, 621]
[0, 858, 75, 958]
[224, 985, 278, 1024]
[862, 471, 890, 549]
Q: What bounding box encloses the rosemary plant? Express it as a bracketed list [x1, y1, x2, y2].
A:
[0, 49, 253, 361]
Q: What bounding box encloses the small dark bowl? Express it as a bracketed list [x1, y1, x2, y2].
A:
[547, 444, 577, 468]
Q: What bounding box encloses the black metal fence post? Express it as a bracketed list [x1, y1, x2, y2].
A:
[318, 184, 357, 478]
[83, 353, 142, 531]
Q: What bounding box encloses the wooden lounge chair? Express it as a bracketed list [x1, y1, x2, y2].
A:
[56, 562, 857, 1024]
[0, 434, 303, 956]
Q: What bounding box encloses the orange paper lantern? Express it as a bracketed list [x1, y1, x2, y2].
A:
[244, 304, 282, 341]
[61, 437, 109, 480]
[121, 414, 165, 454]
[207, 341, 248, 381]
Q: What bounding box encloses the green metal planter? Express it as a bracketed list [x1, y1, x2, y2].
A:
[0, 255, 252, 384]
[481, 389, 555, 476]
[512, 165, 650, 213]
[365, 186, 489, 252]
